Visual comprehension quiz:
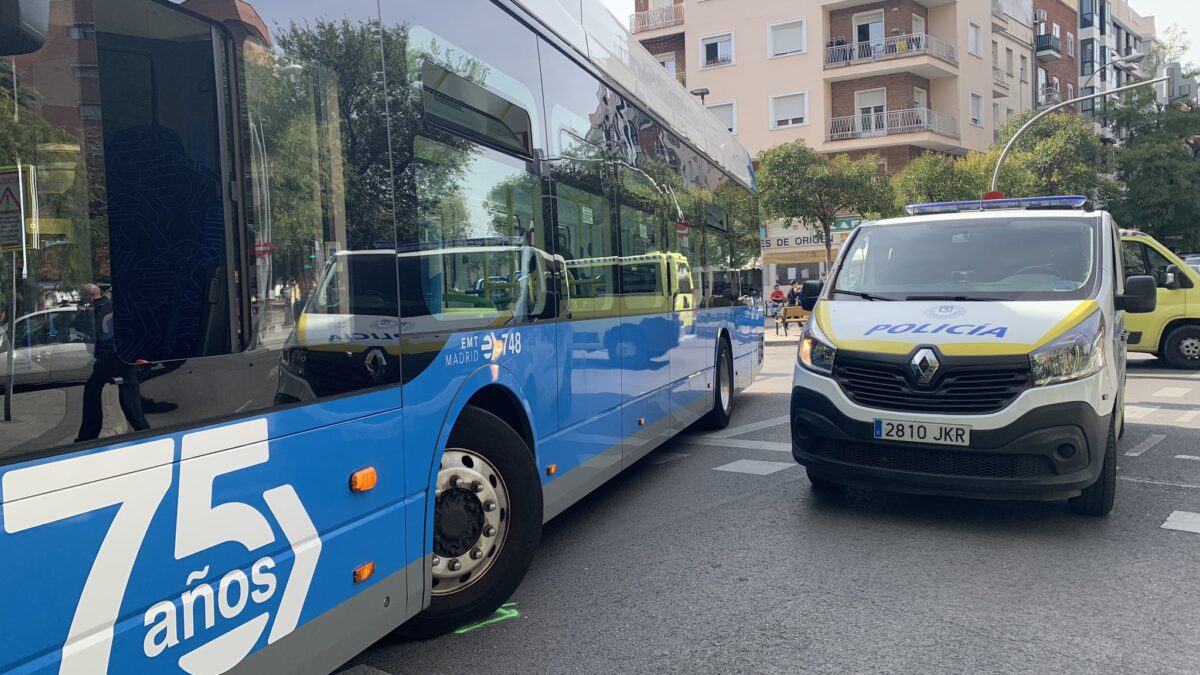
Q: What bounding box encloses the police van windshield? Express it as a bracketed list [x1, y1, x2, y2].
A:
[833, 216, 1100, 301]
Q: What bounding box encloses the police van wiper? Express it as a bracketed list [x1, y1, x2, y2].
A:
[904, 294, 1006, 301]
[832, 289, 895, 301]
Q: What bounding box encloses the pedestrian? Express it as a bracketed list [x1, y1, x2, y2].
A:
[787, 279, 802, 306]
[75, 283, 150, 442]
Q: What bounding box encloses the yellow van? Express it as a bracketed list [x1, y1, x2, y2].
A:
[1120, 230, 1200, 369]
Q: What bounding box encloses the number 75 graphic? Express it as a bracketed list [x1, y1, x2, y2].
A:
[2, 419, 321, 675]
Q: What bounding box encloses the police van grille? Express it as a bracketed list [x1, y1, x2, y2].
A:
[833, 357, 1030, 415]
[808, 440, 1054, 478]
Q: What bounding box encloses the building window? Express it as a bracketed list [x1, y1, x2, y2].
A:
[770, 92, 807, 128]
[1081, 38, 1095, 75]
[67, 23, 96, 40]
[1052, 23, 1061, 39]
[993, 102, 1000, 128]
[769, 19, 806, 58]
[707, 101, 736, 133]
[655, 53, 677, 77]
[1068, 83, 1074, 100]
[991, 40, 999, 68]
[1067, 32, 1075, 57]
[969, 92, 984, 126]
[1005, 48, 1014, 75]
[968, 21, 982, 57]
[1081, 0, 1094, 28]
[1020, 55, 1029, 82]
[700, 32, 734, 69]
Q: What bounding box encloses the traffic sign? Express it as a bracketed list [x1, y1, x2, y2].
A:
[252, 241, 275, 257]
[0, 167, 29, 253]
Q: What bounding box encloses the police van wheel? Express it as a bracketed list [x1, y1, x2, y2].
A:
[1069, 417, 1117, 517]
[398, 406, 542, 639]
[1162, 326, 1200, 370]
[700, 341, 734, 430]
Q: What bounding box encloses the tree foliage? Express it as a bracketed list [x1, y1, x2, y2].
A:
[758, 141, 891, 266]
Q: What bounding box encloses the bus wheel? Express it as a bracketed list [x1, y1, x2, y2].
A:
[399, 406, 542, 639]
[700, 340, 734, 430]
[1162, 326, 1200, 370]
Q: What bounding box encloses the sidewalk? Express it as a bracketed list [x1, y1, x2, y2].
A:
[764, 317, 802, 346]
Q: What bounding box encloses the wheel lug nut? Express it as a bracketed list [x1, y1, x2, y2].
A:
[483, 525, 496, 537]
[432, 555, 441, 566]
[469, 548, 483, 560]
[472, 481, 485, 493]
[450, 476, 464, 488]
[483, 500, 497, 512]
[448, 559, 462, 572]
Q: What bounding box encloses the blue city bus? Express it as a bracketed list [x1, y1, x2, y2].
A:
[0, 0, 762, 672]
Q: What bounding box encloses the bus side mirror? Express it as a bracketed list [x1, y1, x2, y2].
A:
[1118, 275, 1157, 314]
[0, 0, 51, 56]
[800, 280, 823, 312]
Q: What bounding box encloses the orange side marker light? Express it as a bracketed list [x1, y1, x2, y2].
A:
[350, 467, 378, 493]
[547, 464, 558, 476]
[354, 561, 375, 583]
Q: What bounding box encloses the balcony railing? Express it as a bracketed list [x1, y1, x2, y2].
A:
[992, 67, 1009, 87]
[1037, 85, 1062, 108]
[826, 107, 960, 142]
[824, 32, 957, 68]
[1036, 34, 1062, 58]
[631, 5, 684, 34]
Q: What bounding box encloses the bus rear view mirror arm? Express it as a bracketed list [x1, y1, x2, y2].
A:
[0, 0, 50, 56]
[1118, 275, 1157, 314]
[800, 280, 823, 312]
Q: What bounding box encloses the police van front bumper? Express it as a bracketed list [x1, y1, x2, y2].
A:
[790, 369, 1112, 501]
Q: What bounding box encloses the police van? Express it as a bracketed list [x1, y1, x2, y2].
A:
[790, 196, 1158, 516]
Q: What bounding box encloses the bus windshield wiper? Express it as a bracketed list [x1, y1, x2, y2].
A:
[832, 289, 894, 301]
[904, 295, 1006, 302]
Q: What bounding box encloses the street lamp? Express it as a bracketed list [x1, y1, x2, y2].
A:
[1083, 51, 1146, 92]
[689, 88, 710, 105]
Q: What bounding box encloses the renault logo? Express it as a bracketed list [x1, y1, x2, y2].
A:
[910, 348, 940, 385]
[364, 347, 388, 384]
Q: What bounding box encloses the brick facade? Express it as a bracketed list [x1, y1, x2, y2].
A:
[1035, 0, 1079, 112]
[634, 0, 682, 12]
[835, 145, 933, 173]
[830, 73, 933, 118]
[828, 0, 929, 44]
[639, 32, 686, 80]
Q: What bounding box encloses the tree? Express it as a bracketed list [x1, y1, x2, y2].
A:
[891, 152, 978, 209]
[1105, 89, 1200, 249]
[758, 141, 891, 268]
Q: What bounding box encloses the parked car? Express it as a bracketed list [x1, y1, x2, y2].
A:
[0, 307, 95, 389]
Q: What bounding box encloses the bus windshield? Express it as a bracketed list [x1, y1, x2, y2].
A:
[834, 216, 1100, 301]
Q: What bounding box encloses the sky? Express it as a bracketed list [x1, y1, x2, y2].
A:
[600, 0, 1198, 67]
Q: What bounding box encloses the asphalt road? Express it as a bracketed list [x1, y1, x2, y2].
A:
[341, 345, 1200, 674]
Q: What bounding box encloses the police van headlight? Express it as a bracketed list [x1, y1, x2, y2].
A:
[799, 320, 837, 375]
[1030, 311, 1105, 387]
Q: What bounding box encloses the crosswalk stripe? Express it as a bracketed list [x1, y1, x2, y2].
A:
[707, 414, 791, 439]
[1124, 433, 1166, 457]
[1161, 511, 1200, 535]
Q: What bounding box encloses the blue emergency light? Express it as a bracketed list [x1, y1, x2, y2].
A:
[904, 195, 1088, 216]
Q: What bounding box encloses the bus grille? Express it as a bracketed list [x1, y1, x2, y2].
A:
[833, 356, 1030, 415]
[808, 440, 1054, 478]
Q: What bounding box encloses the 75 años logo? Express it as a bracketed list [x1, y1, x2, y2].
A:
[2, 419, 320, 675]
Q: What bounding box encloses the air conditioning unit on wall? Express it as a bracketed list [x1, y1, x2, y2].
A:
[1034, 9, 1047, 23]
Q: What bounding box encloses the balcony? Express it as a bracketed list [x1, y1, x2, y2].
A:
[630, 5, 684, 34]
[825, 33, 957, 70]
[992, 66, 1009, 95]
[1037, 85, 1062, 109]
[827, 107, 960, 142]
[1036, 34, 1062, 61]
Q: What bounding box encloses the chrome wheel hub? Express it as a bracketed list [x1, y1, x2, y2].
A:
[1180, 336, 1200, 360]
[431, 449, 509, 595]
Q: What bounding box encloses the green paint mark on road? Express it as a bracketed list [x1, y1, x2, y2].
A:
[454, 602, 519, 635]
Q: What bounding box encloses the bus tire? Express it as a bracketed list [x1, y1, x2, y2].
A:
[1068, 417, 1116, 517]
[398, 406, 543, 639]
[1162, 325, 1200, 370]
[700, 340, 734, 430]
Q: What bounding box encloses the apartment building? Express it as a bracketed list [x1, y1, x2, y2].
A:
[1076, 0, 1156, 140]
[631, 0, 1038, 173]
[1032, 0, 1079, 112]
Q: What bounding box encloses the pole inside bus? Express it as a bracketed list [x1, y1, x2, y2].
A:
[990, 76, 1168, 194]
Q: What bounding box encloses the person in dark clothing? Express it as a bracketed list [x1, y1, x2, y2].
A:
[787, 280, 802, 306]
[75, 283, 150, 442]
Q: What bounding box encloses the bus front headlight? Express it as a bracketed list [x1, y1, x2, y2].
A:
[799, 321, 837, 375]
[1030, 311, 1105, 387]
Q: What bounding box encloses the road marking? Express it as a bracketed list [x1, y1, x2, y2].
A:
[684, 436, 792, 452]
[713, 459, 796, 475]
[455, 602, 520, 634]
[337, 667, 392, 675]
[1152, 387, 1192, 398]
[1175, 455, 1200, 461]
[1124, 405, 1158, 420]
[1161, 511, 1200, 535]
[1125, 433, 1167, 457]
[1177, 410, 1200, 424]
[650, 452, 689, 465]
[707, 414, 790, 438]
[1119, 476, 1200, 490]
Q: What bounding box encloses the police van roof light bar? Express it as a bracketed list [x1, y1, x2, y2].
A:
[904, 195, 1088, 216]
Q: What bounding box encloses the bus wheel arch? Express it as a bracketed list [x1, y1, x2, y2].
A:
[700, 329, 735, 430]
[464, 384, 535, 455]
